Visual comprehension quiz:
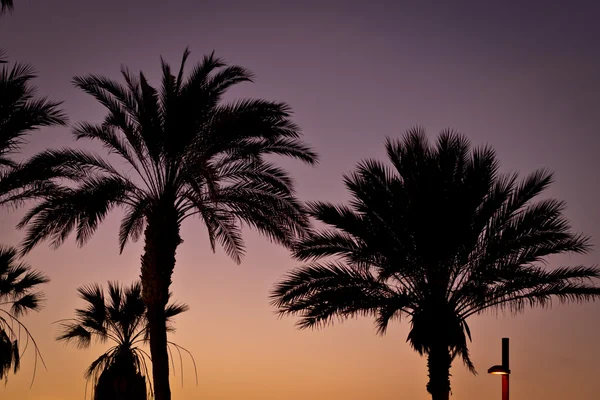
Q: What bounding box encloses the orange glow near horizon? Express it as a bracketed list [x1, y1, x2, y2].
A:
[1, 215, 599, 400]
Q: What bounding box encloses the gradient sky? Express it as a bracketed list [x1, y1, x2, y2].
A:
[1, 1, 600, 399]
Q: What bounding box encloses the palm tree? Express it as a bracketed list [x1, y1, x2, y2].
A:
[0, 245, 49, 382]
[0, 56, 67, 204]
[0, 55, 63, 384]
[57, 281, 190, 400]
[13, 49, 317, 400]
[271, 127, 600, 400]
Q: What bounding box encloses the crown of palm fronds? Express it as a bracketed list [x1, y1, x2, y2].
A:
[57, 281, 195, 399]
[0, 245, 49, 383]
[272, 127, 600, 375]
[9, 48, 316, 260]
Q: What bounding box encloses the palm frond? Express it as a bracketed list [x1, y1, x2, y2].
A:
[182, 51, 227, 92]
[216, 184, 310, 248]
[17, 174, 137, 254]
[292, 230, 360, 262]
[165, 301, 189, 319]
[0, 246, 49, 315]
[0, 62, 67, 171]
[118, 198, 149, 253]
[271, 262, 410, 330]
[56, 323, 93, 349]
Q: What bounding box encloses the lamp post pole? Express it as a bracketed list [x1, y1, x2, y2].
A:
[488, 337, 510, 400]
[501, 338, 509, 400]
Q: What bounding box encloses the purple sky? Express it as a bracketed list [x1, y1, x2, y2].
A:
[1, 1, 600, 399]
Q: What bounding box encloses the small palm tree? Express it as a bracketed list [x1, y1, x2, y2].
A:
[0, 245, 49, 382]
[271, 127, 600, 400]
[13, 48, 316, 400]
[57, 281, 190, 400]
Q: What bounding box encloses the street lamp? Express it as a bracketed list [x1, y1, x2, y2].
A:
[488, 338, 510, 400]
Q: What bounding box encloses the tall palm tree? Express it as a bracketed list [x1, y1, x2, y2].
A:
[0, 245, 49, 382]
[0, 56, 67, 204]
[13, 49, 317, 400]
[57, 281, 190, 400]
[271, 128, 600, 400]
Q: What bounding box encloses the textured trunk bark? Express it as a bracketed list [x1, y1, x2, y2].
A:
[427, 343, 452, 400]
[140, 206, 181, 400]
[94, 350, 147, 400]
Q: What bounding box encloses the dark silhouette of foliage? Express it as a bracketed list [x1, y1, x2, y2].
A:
[57, 281, 192, 400]
[0, 56, 67, 205]
[14, 49, 317, 400]
[271, 127, 600, 400]
[0, 0, 13, 15]
[0, 52, 61, 385]
[0, 245, 49, 382]
[0, 60, 66, 169]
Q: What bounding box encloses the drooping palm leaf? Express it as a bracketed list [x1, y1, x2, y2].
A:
[0, 63, 67, 169]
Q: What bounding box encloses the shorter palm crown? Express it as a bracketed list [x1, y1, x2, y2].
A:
[57, 281, 188, 399]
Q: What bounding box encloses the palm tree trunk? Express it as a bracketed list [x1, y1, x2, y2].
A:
[140, 207, 181, 400]
[426, 343, 452, 400]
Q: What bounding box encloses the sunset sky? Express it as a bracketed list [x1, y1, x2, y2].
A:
[1, 1, 600, 399]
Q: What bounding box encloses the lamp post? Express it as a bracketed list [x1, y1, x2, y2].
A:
[487, 338, 510, 400]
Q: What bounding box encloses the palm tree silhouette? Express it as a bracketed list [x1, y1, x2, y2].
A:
[0, 245, 49, 382]
[57, 281, 190, 400]
[0, 54, 63, 384]
[13, 49, 317, 400]
[271, 127, 600, 400]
